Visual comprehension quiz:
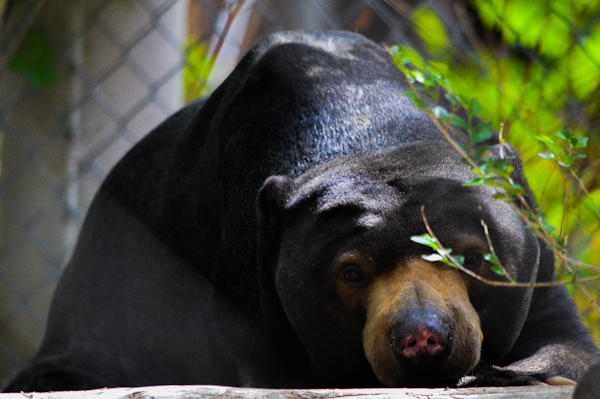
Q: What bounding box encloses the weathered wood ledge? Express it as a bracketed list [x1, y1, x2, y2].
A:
[0, 385, 576, 399]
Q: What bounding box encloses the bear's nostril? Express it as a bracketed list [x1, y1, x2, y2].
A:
[392, 314, 452, 367]
[398, 330, 446, 359]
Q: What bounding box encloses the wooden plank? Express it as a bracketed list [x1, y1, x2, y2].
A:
[0, 385, 575, 399]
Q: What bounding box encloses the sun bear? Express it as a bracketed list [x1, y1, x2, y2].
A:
[4, 31, 599, 392]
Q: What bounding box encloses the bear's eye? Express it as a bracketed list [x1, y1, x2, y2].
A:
[463, 249, 483, 268]
[344, 268, 365, 284]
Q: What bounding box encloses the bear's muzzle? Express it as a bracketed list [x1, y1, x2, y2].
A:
[362, 258, 482, 387]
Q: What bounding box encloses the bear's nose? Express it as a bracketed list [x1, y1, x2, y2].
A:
[391, 313, 452, 366]
[397, 325, 448, 358]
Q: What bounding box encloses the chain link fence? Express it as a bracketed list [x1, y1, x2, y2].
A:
[0, 0, 598, 386]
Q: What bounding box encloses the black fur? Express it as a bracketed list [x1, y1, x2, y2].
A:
[4, 31, 599, 392]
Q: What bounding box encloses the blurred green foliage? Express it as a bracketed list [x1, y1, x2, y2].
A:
[9, 27, 57, 87]
[183, 37, 215, 103]
[410, 0, 600, 344]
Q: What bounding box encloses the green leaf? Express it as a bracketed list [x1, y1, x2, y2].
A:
[492, 193, 510, 201]
[402, 91, 417, 101]
[444, 93, 460, 108]
[463, 178, 485, 186]
[538, 217, 556, 234]
[535, 134, 552, 144]
[556, 130, 572, 141]
[483, 253, 499, 264]
[506, 184, 525, 197]
[547, 141, 564, 156]
[411, 70, 426, 83]
[456, 142, 470, 155]
[536, 135, 564, 155]
[575, 136, 588, 149]
[474, 146, 491, 162]
[560, 154, 574, 168]
[410, 234, 437, 247]
[490, 265, 505, 276]
[469, 97, 482, 116]
[472, 122, 493, 144]
[422, 253, 444, 262]
[402, 90, 425, 108]
[438, 248, 453, 257]
[453, 255, 465, 265]
[431, 105, 452, 120]
[450, 115, 468, 129]
[489, 157, 514, 171]
[538, 152, 556, 159]
[395, 45, 426, 70]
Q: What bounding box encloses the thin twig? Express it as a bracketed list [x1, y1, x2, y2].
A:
[570, 169, 600, 220]
[196, 0, 246, 94]
[480, 220, 512, 281]
[538, 164, 557, 208]
[560, 177, 573, 237]
[419, 206, 600, 288]
[505, 201, 600, 273]
[576, 280, 600, 317]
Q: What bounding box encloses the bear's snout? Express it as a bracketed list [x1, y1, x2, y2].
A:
[391, 312, 452, 364]
[362, 258, 482, 387]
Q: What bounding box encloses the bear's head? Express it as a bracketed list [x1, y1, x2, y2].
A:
[256, 140, 545, 387]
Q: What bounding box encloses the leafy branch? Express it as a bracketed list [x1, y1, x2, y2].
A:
[390, 45, 600, 292]
[411, 207, 600, 288]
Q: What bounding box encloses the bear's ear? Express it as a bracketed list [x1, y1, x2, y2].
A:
[257, 175, 296, 271]
[488, 143, 538, 211]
